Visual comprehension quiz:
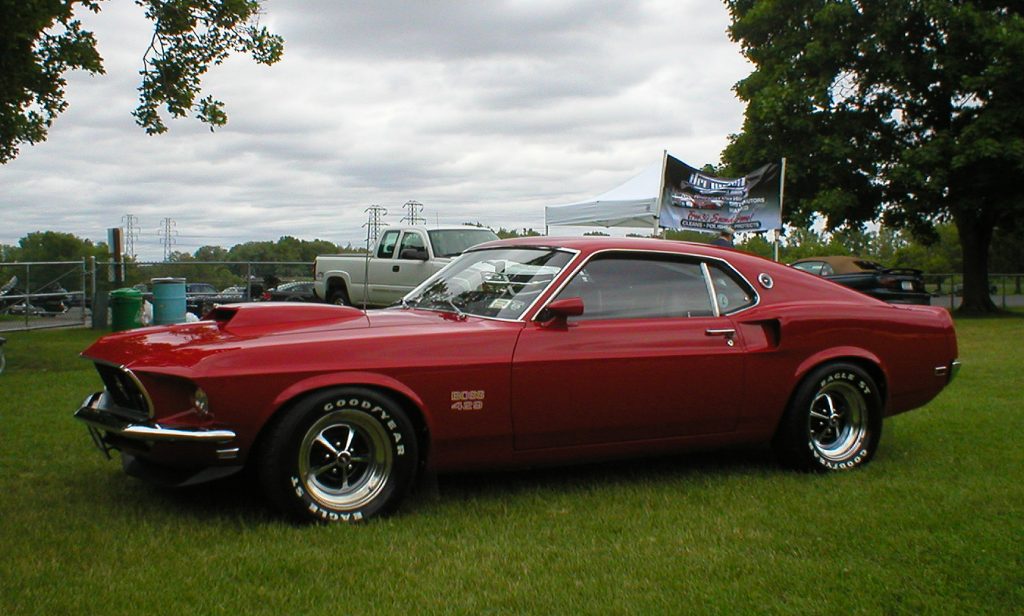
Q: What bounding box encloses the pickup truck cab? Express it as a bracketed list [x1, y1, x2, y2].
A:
[313, 225, 499, 307]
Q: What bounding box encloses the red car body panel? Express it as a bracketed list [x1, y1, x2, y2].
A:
[76, 237, 958, 479]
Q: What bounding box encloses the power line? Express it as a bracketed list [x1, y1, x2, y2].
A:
[121, 214, 140, 259]
[158, 218, 177, 261]
[400, 200, 425, 226]
[363, 204, 388, 249]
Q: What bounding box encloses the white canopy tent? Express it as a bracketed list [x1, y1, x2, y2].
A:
[544, 161, 664, 231]
[544, 153, 784, 246]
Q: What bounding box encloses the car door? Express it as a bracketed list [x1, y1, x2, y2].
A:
[511, 251, 752, 450]
[367, 230, 440, 306]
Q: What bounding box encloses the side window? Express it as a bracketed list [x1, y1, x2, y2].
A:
[820, 263, 835, 276]
[554, 254, 714, 320]
[793, 261, 823, 275]
[377, 230, 400, 259]
[706, 263, 756, 314]
[398, 232, 426, 258]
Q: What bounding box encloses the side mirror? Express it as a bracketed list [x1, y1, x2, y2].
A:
[400, 247, 429, 261]
[537, 296, 584, 324]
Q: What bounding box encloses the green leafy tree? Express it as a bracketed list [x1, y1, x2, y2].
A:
[0, 0, 283, 162]
[496, 228, 542, 239]
[9, 231, 105, 291]
[723, 1, 1024, 314]
[17, 230, 105, 261]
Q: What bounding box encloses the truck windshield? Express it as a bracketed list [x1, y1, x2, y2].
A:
[403, 247, 573, 320]
[427, 229, 500, 257]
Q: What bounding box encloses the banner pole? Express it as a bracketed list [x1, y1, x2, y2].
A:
[653, 150, 668, 238]
[775, 157, 787, 262]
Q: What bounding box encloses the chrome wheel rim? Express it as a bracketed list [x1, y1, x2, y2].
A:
[298, 410, 392, 510]
[808, 381, 868, 462]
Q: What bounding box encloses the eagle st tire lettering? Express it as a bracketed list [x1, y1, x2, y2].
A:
[774, 362, 883, 473]
[258, 387, 419, 523]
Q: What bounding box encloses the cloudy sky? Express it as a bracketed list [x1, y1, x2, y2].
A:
[2, 0, 751, 260]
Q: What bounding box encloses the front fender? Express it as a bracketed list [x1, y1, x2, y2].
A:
[269, 370, 432, 430]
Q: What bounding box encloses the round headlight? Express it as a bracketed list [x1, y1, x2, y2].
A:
[192, 388, 210, 418]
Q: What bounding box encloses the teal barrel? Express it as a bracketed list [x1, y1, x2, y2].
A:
[151, 277, 186, 325]
[109, 288, 144, 331]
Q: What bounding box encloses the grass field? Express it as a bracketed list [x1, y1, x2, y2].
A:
[1, 318, 1021, 614]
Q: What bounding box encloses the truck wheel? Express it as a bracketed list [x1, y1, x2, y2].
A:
[257, 387, 418, 523]
[327, 288, 349, 306]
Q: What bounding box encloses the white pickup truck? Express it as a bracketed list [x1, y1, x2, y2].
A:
[313, 225, 499, 307]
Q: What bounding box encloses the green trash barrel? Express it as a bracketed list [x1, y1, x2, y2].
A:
[109, 288, 144, 331]
[151, 277, 186, 325]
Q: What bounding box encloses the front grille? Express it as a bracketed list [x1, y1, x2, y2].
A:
[95, 363, 150, 417]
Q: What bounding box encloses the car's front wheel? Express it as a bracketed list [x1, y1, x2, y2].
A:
[258, 387, 418, 523]
[774, 363, 882, 472]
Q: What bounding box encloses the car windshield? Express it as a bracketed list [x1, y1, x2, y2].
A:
[427, 228, 500, 257]
[403, 247, 573, 319]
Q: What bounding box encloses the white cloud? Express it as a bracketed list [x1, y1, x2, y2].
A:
[0, 0, 751, 260]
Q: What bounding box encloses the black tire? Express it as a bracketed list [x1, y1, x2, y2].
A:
[773, 362, 882, 472]
[257, 387, 418, 523]
[327, 287, 349, 306]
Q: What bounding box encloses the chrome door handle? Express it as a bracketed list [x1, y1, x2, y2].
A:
[705, 328, 736, 337]
[705, 328, 736, 346]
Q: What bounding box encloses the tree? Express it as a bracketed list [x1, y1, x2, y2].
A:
[723, 1, 1024, 313]
[17, 230, 106, 261]
[0, 0, 283, 163]
[9, 231, 106, 291]
[496, 228, 542, 239]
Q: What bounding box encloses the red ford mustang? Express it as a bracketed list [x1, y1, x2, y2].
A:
[75, 237, 959, 523]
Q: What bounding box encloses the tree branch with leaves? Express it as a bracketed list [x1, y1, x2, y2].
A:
[0, 0, 283, 162]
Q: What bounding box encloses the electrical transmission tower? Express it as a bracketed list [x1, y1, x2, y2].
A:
[121, 214, 140, 259]
[400, 200, 425, 225]
[363, 205, 388, 248]
[158, 218, 177, 261]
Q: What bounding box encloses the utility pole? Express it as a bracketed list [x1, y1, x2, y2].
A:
[363, 204, 388, 249]
[400, 200, 425, 225]
[121, 214, 140, 259]
[158, 218, 177, 261]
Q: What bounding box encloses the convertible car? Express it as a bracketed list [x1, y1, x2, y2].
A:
[74, 237, 959, 523]
[790, 256, 931, 305]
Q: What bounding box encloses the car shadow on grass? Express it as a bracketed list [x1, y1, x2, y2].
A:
[103, 470, 279, 525]
[77, 446, 781, 525]
[414, 446, 780, 510]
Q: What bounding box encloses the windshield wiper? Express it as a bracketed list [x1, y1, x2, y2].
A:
[443, 298, 466, 318]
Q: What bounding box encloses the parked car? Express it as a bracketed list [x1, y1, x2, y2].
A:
[790, 256, 931, 305]
[74, 237, 959, 523]
[0, 281, 69, 316]
[262, 281, 316, 302]
[184, 283, 219, 316]
[313, 225, 499, 307]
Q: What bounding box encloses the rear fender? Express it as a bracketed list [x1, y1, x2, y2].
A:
[792, 346, 887, 403]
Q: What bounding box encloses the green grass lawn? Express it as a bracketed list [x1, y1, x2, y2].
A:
[1, 319, 1021, 615]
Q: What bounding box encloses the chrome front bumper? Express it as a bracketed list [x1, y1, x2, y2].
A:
[75, 392, 236, 444]
[934, 359, 962, 384]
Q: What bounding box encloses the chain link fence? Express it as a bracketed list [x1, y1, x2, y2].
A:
[2, 259, 1021, 332]
[2, 259, 314, 332]
[924, 273, 1024, 310]
[0, 261, 90, 332]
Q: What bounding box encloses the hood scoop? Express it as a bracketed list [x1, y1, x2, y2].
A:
[208, 303, 367, 333]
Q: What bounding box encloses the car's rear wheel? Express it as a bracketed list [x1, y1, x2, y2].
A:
[257, 387, 418, 523]
[774, 363, 882, 472]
